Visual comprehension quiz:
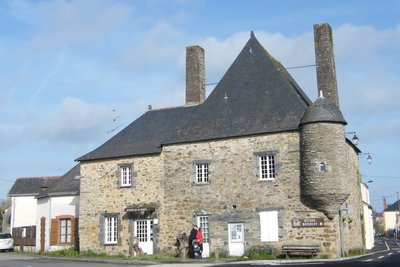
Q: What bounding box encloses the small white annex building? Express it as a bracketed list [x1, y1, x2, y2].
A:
[36, 164, 80, 252]
[8, 176, 60, 251]
[8, 165, 80, 252]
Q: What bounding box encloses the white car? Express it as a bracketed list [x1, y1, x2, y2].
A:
[0, 233, 14, 252]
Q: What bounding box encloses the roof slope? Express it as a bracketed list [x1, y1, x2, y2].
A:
[78, 32, 311, 162]
[36, 164, 80, 198]
[384, 200, 400, 212]
[8, 176, 60, 197]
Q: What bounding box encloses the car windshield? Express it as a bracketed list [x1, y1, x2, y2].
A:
[0, 233, 12, 239]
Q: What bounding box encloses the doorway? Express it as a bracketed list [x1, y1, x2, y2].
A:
[134, 219, 153, 255]
[228, 223, 244, 256]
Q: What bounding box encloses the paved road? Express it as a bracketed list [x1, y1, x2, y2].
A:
[216, 237, 400, 267]
[0, 237, 399, 267]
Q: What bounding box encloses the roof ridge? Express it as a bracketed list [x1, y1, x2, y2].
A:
[148, 105, 185, 112]
[15, 176, 60, 180]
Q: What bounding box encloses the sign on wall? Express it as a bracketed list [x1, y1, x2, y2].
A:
[291, 218, 324, 228]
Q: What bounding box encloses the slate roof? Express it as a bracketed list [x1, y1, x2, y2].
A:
[36, 164, 80, 199]
[384, 200, 400, 212]
[78, 32, 312, 162]
[300, 95, 347, 125]
[8, 176, 60, 197]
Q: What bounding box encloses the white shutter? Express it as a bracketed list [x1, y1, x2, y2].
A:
[260, 211, 278, 242]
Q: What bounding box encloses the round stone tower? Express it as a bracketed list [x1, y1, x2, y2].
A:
[299, 94, 349, 219]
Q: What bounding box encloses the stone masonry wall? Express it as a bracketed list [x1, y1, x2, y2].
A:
[78, 131, 363, 258]
[79, 155, 164, 255]
[342, 142, 364, 253]
[159, 132, 346, 257]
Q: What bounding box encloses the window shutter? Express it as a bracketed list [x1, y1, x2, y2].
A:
[71, 217, 79, 246]
[260, 211, 279, 242]
[50, 219, 59, 245]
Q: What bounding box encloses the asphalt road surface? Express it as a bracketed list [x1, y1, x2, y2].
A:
[0, 237, 399, 267]
[217, 237, 400, 267]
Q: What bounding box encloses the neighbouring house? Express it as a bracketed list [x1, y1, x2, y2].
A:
[8, 176, 60, 251]
[77, 23, 367, 258]
[8, 164, 80, 252]
[382, 199, 400, 237]
[361, 183, 374, 249]
[35, 164, 80, 252]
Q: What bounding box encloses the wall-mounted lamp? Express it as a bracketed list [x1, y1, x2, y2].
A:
[359, 153, 372, 164]
[345, 132, 359, 146]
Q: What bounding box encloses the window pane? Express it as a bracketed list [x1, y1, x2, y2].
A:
[105, 216, 118, 244]
[120, 166, 132, 186]
[259, 155, 275, 180]
[196, 163, 209, 183]
[60, 219, 71, 243]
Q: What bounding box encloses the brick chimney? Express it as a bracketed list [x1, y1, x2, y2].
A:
[383, 197, 388, 210]
[314, 23, 340, 107]
[186, 45, 205, 106]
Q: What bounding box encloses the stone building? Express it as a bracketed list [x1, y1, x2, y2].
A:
[77, 23, 365, 258]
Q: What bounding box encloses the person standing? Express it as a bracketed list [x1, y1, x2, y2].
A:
[196, 227, 204, 254]
[188, 225, 198, 258]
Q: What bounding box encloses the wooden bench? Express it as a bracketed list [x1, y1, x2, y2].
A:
[282, 244, 320, 258]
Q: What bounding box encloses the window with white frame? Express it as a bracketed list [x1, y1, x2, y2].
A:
[105, 216, 118, 244]
[259, 154, 275, 180]
[259, 211, 279, 242]
[196, 163, 209, 184]
[60, 218, 71, 243]
[120, 165, 132, 187]
[197, 215, 209, 243]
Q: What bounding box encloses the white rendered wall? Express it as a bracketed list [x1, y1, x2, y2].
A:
[361, 184, 374, 249]
[384, 211, 398, 231]
[36, 197, 51, 251]
[36, 195, 79, 252]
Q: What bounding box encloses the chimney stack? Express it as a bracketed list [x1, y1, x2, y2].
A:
[314, 23, 340, 107]
[186, 45, 205, 106]
[383, 197, 388, 210]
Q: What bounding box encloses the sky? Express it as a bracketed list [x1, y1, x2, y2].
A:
[0, 0, 399, 212]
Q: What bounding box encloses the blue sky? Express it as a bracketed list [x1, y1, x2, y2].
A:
[0, 0, 399, 212]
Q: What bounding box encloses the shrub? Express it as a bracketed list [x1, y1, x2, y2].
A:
[244, 246, 277, 260]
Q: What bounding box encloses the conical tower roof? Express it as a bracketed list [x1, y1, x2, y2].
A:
[300, 93, 346, 125]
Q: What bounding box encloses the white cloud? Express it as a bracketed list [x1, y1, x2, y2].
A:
[117, 21, 184, 70]
[6, 0, 134, 55]
[39, 97, 112, 143]
[335, 23, 400, 60]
